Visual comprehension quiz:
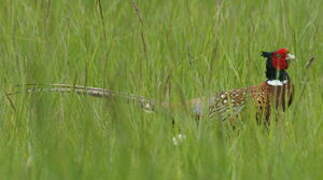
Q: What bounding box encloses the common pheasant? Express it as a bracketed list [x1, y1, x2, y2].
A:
[188, 48, 295, 124]
[10, 48, 295, 124]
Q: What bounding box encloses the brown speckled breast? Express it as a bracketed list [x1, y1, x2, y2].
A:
[250, 81, 294, 121]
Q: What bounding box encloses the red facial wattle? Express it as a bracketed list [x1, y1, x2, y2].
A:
[272, 55, 288, 70]
[271, 48, 289, 70]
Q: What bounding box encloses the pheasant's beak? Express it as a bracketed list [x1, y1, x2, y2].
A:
[286, 53, 296, 60]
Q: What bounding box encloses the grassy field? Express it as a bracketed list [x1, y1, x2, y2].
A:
[0, 0, 322, 179]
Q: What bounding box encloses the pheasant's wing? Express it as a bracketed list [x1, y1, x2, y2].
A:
[190, 88, 250, 120]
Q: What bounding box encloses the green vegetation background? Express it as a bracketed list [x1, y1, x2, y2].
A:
[0, 0, 322, 179]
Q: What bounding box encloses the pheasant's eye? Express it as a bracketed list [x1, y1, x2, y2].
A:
[275, 54, 282, 58]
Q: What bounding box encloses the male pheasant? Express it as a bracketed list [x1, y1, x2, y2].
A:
[188, 48, 295, 124]
[10, 48, 295, 124]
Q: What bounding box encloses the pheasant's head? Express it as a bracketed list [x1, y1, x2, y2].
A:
[262, 48, 295, 70]
[261, 48, 295, 83]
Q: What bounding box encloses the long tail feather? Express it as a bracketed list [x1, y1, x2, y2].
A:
[9, 83, 156, 112]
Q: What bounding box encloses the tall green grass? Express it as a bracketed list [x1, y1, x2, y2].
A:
[0, 0, 322, 179]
